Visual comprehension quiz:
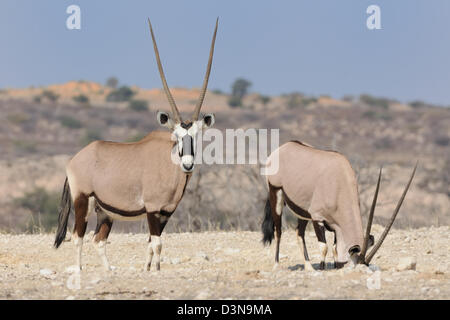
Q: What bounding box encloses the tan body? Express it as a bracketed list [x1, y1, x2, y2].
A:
[262, 140, 416, 268]
[67, 131, 188, 215]
[267, 141, 363, 263]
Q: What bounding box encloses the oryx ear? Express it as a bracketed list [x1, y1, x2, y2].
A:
[157, 111, 175, 129]
[202, 113, 215, 129]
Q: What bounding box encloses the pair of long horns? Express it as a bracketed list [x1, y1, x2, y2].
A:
[148, 18, 218, 123]
[359, 162, 418, 265]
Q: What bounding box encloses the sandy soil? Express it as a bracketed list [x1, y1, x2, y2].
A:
[0, 226, 448, 300]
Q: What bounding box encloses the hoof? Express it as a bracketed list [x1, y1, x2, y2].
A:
[319, 261, 325, 270]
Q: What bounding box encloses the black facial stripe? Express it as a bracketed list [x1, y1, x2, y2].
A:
[182, 135, 194, 156]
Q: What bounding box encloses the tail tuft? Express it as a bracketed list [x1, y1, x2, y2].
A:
[54, 177, 72, 248]
[261, 197, 274, 245]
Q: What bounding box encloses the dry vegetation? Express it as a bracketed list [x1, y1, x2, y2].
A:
[0, 81, 448, 234]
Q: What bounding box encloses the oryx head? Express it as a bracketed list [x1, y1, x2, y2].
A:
[148, 18, 218, 172]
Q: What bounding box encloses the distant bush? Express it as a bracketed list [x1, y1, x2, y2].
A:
[7, 112, 30, 125]
[228, 95, 242, 108]
[359, 94, 390, 109]
[286, 92, 316, 109]
[228, 78, 252, 108]
[14, 187, 60, 232]
[362, 110, 392, 121]
[259, 95, 271, 105]
[106, 86, 135, 102]
[129, 99, 149, 112]
[72, 94, 89, 104]
[13, 140, 37, 153]
[59, 115, 83, 129]
[342, 95, 354, 102]
[80, 128, 102, 146]
[374, 137, 394, 149]
[33, 95, 41, 104]
[41, 90, 59, 103]
[106, 77, 119, 89]
[434, 136, 450, 147]
[409, 100, 427, 109]
[211, 89, 223, 95]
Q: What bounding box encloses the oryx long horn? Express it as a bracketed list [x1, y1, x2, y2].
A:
[148, 18, 182, 123]
[365, 162, 418, 264]
[359, 167, 382, 264]
[192, 17, 219, 121]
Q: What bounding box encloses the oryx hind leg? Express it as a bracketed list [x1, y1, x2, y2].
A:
[93, 201, 113, 271]
[297, 219, 314, 271]
[72, 193, 89, 270]
[313, 221, 327, 270]
[269, 186, 283, 266]
[332, 232, 338, 269]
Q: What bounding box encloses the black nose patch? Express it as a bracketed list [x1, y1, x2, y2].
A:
[180, 122, 193, 129]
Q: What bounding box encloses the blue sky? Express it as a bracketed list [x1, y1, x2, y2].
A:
[1, 1, 450, 105]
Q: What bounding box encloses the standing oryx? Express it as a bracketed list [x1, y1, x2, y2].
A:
[262, 140, 416, 269]
[54, 18, 219, 271]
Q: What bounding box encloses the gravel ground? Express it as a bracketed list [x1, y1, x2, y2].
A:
[0, 225, 448, 300]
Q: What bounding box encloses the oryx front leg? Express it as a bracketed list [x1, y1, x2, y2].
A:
[297, 219, 314, 271]
[332, 232, 338, 269]
[145, 212, 165, 271]
[93, 209, 113, 271]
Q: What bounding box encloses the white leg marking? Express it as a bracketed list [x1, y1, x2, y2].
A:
[94, 240, 111, 271]
[144, 242, 154, 271]
[332, 244, 338, 265]
[73, 234, 83, 271]
[319, 242, 328, 266]
[151, 236, 162, 271]
[275, 190, 283, 216]
[86, 197, 95, 222]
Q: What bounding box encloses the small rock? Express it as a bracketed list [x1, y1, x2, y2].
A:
[355, 264, 372, 274]
[196, 252, 209, 261]
[433, 266, 445, 275]
[368, 264, 380, 272]
[224, 248, 240, 255]
[396, 257, 416, 271]
[65, 265, 81, 274]
[40, 269, 56, 279]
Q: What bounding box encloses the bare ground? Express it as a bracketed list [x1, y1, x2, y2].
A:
[0, 226, 448, 300]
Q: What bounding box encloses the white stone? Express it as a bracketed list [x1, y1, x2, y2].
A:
[40, 269, 56, 279]
[396, 257, 416, 271]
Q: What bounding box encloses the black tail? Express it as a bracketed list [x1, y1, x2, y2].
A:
[54, 177, 73, 248]
[261, 197, 274, 245]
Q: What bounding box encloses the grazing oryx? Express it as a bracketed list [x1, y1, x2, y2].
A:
[54, 18, 219, 271]
[262, 140, 416, 269]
